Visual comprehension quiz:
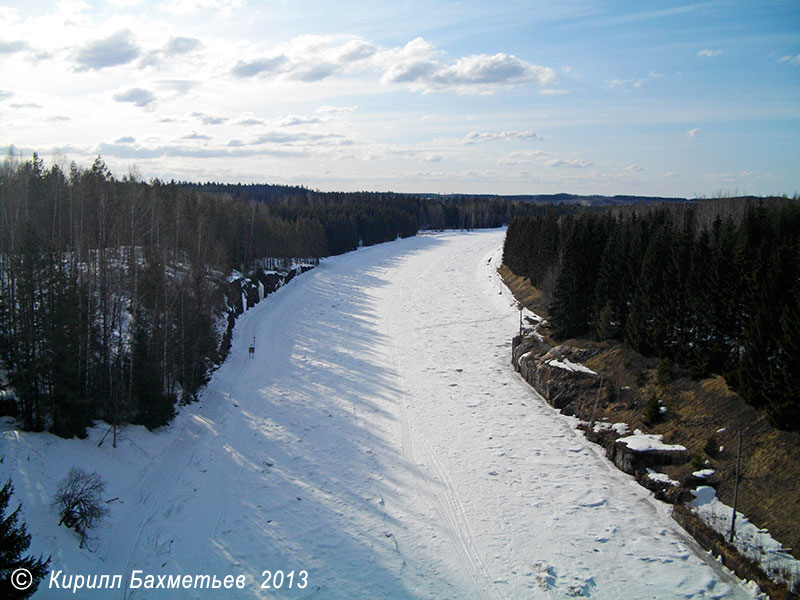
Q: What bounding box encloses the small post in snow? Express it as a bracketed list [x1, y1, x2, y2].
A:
[728, 427, 743, 542]
[248, 337, 255, 360]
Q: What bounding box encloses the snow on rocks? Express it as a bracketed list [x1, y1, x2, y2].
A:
[693, 469, 716, 478]
[689, 487, 800, 592]
[617, 430, 687, 452]
[647, 468, 680, 487]
[546, 358, 597, 375]
[612, 422, 630, 436]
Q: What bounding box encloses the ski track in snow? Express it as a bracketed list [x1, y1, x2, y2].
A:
[1, 230, 755, 599]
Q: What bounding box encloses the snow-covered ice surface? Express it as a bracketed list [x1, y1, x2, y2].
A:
[1, 230, 754, 599]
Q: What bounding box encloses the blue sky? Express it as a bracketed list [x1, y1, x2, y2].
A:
[1, 0, 798, 196]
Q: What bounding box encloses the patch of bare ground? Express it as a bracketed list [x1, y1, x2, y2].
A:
[501, 266, 800, 562]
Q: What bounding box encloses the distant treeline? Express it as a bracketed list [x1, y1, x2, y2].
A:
[503, 198, 800, 430]
[184, 182, 543, 244]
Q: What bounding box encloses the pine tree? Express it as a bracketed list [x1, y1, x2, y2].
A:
[0, 481, 49, 599]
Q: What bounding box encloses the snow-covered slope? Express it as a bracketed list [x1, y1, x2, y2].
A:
[1, 230, 753, 599]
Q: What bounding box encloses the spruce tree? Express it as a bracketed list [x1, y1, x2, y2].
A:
[0, 481, 49, 599]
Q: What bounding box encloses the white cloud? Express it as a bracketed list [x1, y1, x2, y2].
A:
[698, 49, 722, 57]
[0, 40, 30, 54]
[236, 117, 265, 127]
[545, 158, 592, 168]
[74, 29, 140, 71]
[164, 36, 202, 56]
[316, 105, 357, 115]
[157, 79, 200, 94]
[191, 111, 227, 125]
[605, 71, 661, 91]
[336, 39, 376, 62]
[113, 87, 156, 107]
[623, 163, 646, 172]
[225, 35, 554, 96]
[540, 88, 568, 95]
[380, 38, 555, 94]
[780, 54, 800, 65]
[463, 130, 543, 143]
[279, 115, 328, 127]
[687, 127, 701, 138]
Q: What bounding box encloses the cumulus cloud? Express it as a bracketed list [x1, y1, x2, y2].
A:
[380, 38, 555, 93]
[113, 87, 155, 107]
[231, 55, 288, 78]
[236, 117, 265, 127]
[279, 115, 327, 127]
[623, 163, 646, 172]
[605, 71, 661, 91]
[251, 131, 350, 146]
[0, 40, 29, 54]
[290, 61, 339, 82]
[191, 111, 227, 125]
[182, 131, 211, 140]
[545, 158, 592, 168]
[316, 105, 357, 115]
[140, 36, 204, 68]
[229, 35, 554, 95]
[698, 49, 722, 57]
[164, 36, 202, 56]
[115, 136, 136, 144]
[337, 39, 376, 62]
[75, 29, 140, 71]
[158, 79, 200, 94]
[463, 130, 543, 143]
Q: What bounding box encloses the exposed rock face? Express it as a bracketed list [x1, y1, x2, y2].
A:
[512, 335, 598, 414]
[609, 439, 686, 475]
[511, 332, 688, 487]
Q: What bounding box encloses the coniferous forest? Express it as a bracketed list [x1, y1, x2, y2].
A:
[0, 153, 546, 438]
[503, 198, 800, 431]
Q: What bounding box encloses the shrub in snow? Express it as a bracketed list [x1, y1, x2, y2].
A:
[52, 468, 109, 549]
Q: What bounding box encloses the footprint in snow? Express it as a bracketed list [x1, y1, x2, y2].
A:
[531, 561, 556, 589]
